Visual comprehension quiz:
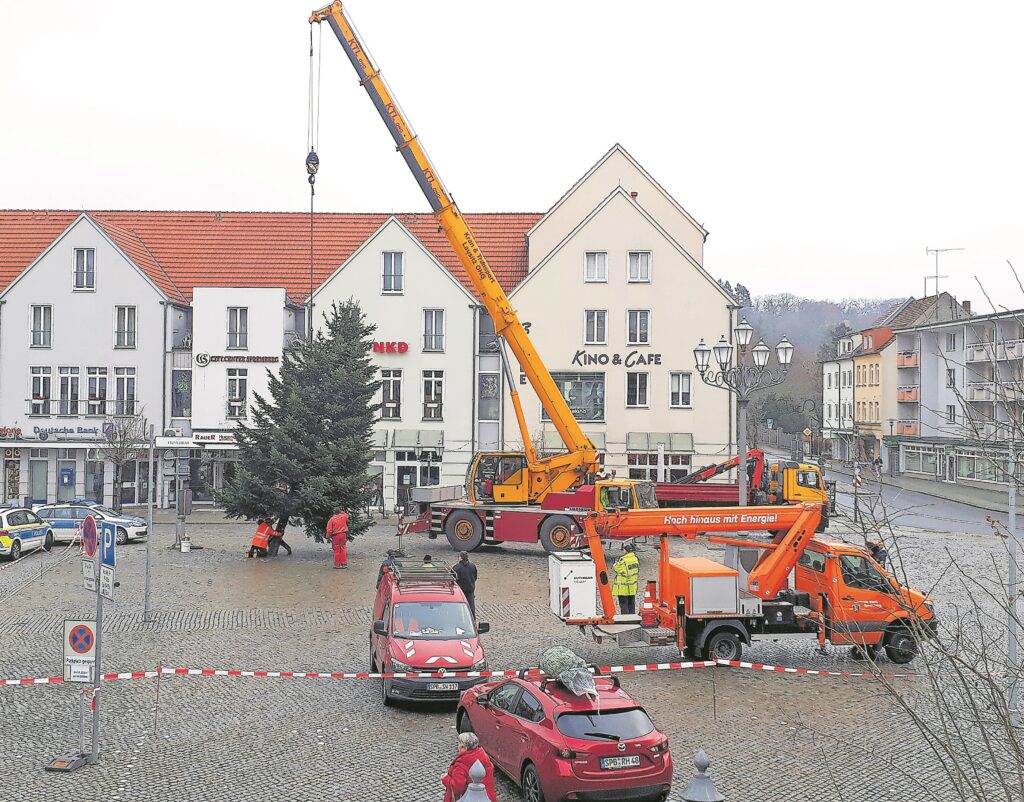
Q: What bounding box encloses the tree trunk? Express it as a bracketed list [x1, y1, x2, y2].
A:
[112, 465, 123, 513]
[274, 514, 289, 534]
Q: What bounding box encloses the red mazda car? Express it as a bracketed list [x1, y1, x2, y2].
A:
[456, 671, 672, 802]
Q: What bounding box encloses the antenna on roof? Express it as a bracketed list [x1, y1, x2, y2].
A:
[924, 246, 963, 296]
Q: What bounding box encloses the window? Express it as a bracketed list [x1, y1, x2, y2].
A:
[31, 305, 52, 347]
[669, 372, 691, 408]
[513, 690, 545, 723]
[628, 452, 691, 482]
[422, 370, 443, 420]
[946, 332, 957, 352]
[627, 310, 650, 345]
[227, 369, 248, 418]
[798, 549, 826, 573]
[827, 373, 832, 389]
[946, 368, 956, 388]
[31, 366, 51, 414]
[903, 447, 937, 475]
[544, 372, 604, 422]
[477, 314, 498, 354]
[626, 372, 649, 407]
[171, 369, 192, 418]
[58, 367, 80, 415]
[489, 682, 522, 713]
[478, 373, 499, 422]
[423, 309, 445, 352]
[381, 369, 402, 420]
[556, 708, 655, 742]
[584, 251, 607, 282]
[114, 367, 136, 415]
[115, 305, 137, 348]
[839, 554, 893, 593]
[228, 307, 248, 349]
[584, 310, 607, 345]
[391, 601, 474, 639]
[73, 248, 95, 290]
[628, 251, 651, 282]
[87, 367, 108, 415]
[946, 404, 956, 424]
[382, 252, 404, 293]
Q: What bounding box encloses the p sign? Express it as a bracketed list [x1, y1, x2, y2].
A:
[100, 521, 116, 569]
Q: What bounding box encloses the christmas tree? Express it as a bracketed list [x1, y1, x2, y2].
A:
[219, 299, 380, 540]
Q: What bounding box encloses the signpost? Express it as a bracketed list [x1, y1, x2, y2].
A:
[99, 520, 116, 603]
[81, 515, 97, 593]
[63, 620, 96, 682]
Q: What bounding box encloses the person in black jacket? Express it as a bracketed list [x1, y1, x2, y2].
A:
[453, 551, 478, 618]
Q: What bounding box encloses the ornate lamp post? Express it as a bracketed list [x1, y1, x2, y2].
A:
[694, 320, 794, 505]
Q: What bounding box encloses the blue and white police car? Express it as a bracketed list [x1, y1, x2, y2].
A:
[0, 508, 55, 560]
[36, 501, 147, 546]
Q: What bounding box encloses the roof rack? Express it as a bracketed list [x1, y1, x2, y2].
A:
[388, 561, 457, 586]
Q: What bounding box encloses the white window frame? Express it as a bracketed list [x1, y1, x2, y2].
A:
[946, 368, 956, 388]
[946, 332, 957, 352]
[422, 370, 443, 421]
[31, 305, 52, 348]
[584, 251, 608, 283]
[381, 368, 402, 420]
[626, 371, 649, 408]
[628, 251, 651, 283]
[382, 251, 404, 294]
[114, 367, 136, 416]
[87, 367, 108, 416]
[73, 248, 95, 291]
[627, 310, 651, 346]
[669, 371, 692, 408]
[423, 309, 445, 352]
[946, 404, 956, 424]
[227, 368, 248, 419]
[227, 307, 248, 350]
[584, 310, 607, 346]
[58, 367, 80, 416]
[31, 366, 52, 415]
[114, 305, 137, 349]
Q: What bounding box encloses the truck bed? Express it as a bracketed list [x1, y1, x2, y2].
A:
[655, 482, 744, 505]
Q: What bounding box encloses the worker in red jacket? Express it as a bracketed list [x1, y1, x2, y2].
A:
[441, 732, 497, 802]
[326, 507, 350, 569]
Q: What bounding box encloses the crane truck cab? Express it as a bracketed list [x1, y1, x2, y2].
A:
[766, 460, 830, 530]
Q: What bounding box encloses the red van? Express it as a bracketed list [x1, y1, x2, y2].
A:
[371, 559, 490, 706]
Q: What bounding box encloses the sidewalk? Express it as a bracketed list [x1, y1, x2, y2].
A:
[825, 462, 1009, 514]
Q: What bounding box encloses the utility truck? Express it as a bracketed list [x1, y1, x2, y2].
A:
[312, 1, 656, 552]
[551, 504, 935, 663]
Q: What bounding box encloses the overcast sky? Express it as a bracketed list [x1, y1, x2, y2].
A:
[2, 1, 1022, 305]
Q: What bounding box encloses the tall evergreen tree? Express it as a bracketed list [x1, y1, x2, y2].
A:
[219, 300, 380, 540]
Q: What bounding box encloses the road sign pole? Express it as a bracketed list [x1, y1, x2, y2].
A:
[144, 425, 155, 623]
[89, 563, 102, 764]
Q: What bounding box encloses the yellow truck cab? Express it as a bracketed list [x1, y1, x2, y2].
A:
[767, 460, 830, 529]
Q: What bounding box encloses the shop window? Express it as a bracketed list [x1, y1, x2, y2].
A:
[543, 373, 604, 423]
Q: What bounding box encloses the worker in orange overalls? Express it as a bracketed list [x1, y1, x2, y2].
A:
[326, 507, 350, 569]
[247, 520, 271, 558]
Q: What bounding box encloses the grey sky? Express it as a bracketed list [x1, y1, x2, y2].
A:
[2, 1, 1021, 304]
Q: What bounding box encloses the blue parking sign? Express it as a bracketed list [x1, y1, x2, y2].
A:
[100, 521, 116, 568]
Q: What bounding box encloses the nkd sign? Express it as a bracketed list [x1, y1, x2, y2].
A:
[372, 341, 409, 354]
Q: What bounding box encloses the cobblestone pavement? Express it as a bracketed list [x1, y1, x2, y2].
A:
[0, 515, 1010, 801]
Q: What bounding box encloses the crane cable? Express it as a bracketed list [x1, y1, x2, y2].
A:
[305, 23, 323, 340]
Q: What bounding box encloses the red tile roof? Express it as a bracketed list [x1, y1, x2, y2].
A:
[0, 210, 542, 301]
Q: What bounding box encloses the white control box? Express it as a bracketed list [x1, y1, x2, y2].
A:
[548, 552, 597, 620]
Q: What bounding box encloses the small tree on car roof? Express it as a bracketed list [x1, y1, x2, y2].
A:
[218, 299, 380, 540]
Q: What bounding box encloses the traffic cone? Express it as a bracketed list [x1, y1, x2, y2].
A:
[640, 581, 658, 626]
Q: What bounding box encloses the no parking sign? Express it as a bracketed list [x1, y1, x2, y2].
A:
[63, 619, 96, 682]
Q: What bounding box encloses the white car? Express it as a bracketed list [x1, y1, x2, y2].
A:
[0, 508, 55, 560]
[36, 503, 147, 545]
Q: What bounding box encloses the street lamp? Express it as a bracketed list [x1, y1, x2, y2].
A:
[695, 323, 794, 505]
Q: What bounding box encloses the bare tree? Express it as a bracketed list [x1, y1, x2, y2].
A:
[97, 413, 147, 512]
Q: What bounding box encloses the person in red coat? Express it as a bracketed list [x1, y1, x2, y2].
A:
[441, 732, 497, 802]
[325, 508, 350, 569]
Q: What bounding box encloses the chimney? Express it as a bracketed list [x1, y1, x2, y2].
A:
[962, 299, 971, 314]
[630, 191, 638, 200]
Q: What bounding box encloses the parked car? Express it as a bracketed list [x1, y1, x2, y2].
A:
[456, 673, 672, 802]
[36, 502, 147, 545]
[371, 558, 490, 706]
[0, 508, 55, 560]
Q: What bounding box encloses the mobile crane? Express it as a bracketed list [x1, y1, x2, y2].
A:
[311, 2, 658, 552]
[552, 504, 935, 663]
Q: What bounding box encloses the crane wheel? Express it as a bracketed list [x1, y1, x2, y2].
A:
[444, 511, 484, 551]
[539, 515, 577, 553]
[705, 631, 743, 662]
[884, 630, 918, 664]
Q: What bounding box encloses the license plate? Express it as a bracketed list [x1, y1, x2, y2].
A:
[600, 755, 640, 770]
[428, 682, 459, 692]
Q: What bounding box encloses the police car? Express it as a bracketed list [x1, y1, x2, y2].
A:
[36, 501, 147, 545]
[0, 508, 55, 560]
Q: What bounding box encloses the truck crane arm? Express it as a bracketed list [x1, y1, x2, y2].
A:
[577, 503, 821, 625]
[310, 2, 598, 493]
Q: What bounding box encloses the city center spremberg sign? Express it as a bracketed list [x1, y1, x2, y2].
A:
[195, 353, 280, 367]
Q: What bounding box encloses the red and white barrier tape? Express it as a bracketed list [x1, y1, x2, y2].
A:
[0, 659, 913, 687]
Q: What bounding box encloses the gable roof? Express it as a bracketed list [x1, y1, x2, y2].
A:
[0, 210, 541, 301]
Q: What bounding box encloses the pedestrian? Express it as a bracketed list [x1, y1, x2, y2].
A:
[441, 732, 497, 802]
[868, 540, 888, 570]
[453, 551, 478, 618]
[873, 455, 883, 480]
[267, 528, 292, 557]
[611, 542, 640, 615]
[422, 554, 435, 568]
[326, 507, 350, 569]
[247, 521, 271, 558]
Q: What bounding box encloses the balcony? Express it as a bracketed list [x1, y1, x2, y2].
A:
[967, 381, 995, 402]
[897, 420, 920, 436]
[284, 330, 304, 349]
[27, 399, 136, 417]
[897, 385, 920, 402]
[897, 351, 919, 368]
[966, 339, 1024, 362]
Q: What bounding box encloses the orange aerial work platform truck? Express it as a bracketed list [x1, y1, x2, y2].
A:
[554, 504, 936, 664]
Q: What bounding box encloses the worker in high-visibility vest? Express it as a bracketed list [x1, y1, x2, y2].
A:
[611, 543, 639, 615]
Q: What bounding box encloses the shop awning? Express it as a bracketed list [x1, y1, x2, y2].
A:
[626, 432, 694, 453]
[391, 429, 444, 449]
[539, 430, 606, 451]
[366, 465, 384, 477]
[369, 430, 388, 449]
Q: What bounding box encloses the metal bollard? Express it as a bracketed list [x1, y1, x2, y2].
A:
[456, 759, 490, 802]
[681, 749, 724, 802]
